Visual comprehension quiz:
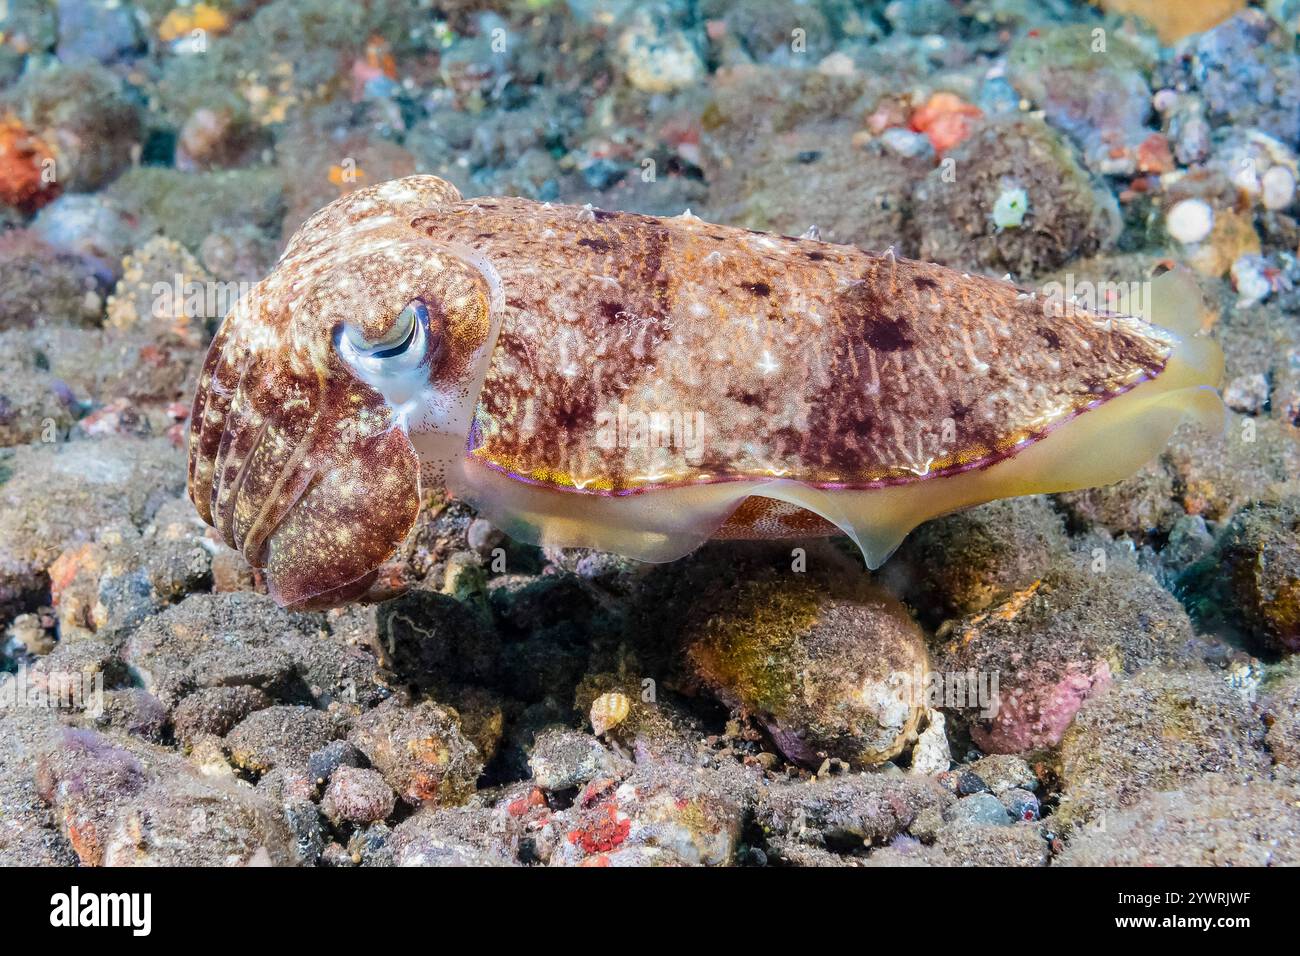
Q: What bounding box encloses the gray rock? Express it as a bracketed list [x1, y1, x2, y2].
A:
[527, 728, 630, 792]
[348, 698, 482, 808]
[0, 437, 184, 618]
[55, 0, 143, 65]
[320, 766, 396, 825]
[172, 686, 273, 747]
[944, 791, 1013, 827]
[225, 705, 342, 774]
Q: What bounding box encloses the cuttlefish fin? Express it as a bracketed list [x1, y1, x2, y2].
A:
[451, 264, 1225, 569]
[1140, 266, 1212, 337]
[742, 309, 1225, 569]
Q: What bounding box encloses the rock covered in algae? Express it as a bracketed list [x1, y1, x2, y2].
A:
[171, 686, 272, 748]
[224, 705, 342, 775]
[320, 766, 396, 826]
[866, 819, 1050, 868]
[47, 498, 213, 640]
[882, 495, 1070, 623]
[1, 62, 142, 193]
[36, 725, 300, 866]
[1005, 24, 1154, 175]
[930, 561, 1197, 754]
[1262, 665, 1300, 770]
[572, 673, 708, 767]
[756, 771, 953, 858]
[548, 761, 757, 867]
[386, 804, 519, 867]
[697, 65, 927, 251]
[0, 437, 185, 620]
[527, 728, 631, 793]
[0, 229, 102, 331]
[1058, 776, 1300, 866]
[911, 115, 1121, 276]
[105, 236, 212, 344]
[347, 697, 482, 809]
[682, 561, 928, 769]
[1214, 496, 1300, 654]
[1162, 414, 1300, 522]
[103, 167, 285, 253]
[1054, 666, 1269, 827]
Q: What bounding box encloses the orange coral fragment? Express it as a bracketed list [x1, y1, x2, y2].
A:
[0, 113, 59, 213]
[328, 164, 367, 189]
[158, 3, 231, 43]
[364, 35, 398, 79]
[909, 92, 983, 154]
[1136, 133, 1174, 174]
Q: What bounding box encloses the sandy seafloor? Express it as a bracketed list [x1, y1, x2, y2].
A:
[0, 0, 1298, 867]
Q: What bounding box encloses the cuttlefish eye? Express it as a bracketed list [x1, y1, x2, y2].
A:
[334, 299, 443, 376]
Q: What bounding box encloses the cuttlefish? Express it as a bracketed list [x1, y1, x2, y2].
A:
[187, 175, 1224, 609]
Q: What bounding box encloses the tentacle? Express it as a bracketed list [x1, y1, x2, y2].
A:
[187, 317, 245, 525]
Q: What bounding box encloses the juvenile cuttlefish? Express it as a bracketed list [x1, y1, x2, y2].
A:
[188, 175, 1224, 609]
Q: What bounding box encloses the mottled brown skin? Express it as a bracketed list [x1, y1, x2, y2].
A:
[187, 176, 1186, 608]
[421, 197, 1169, 494]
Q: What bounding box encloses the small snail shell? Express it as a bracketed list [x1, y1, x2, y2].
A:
[589, 691, 631, 737]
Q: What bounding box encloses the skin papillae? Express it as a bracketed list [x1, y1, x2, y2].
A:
[187, 175, 1225, 610]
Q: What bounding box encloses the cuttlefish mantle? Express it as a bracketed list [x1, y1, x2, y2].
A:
[187, 175, 1224, 609]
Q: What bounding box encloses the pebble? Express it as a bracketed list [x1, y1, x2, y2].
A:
[617, 12, 704, 94]
[943, 791, 1013, 827]
[1164, 514, 1216, 570]
[992, 186, 1029, 228]
[1223, 371, 1271, 413]
[225, 706, 341, 775]
[878, 127, 933, 159]
[1262, 164, 1297, 211]
[1001, 788, 1041, 822]
[29, 193, 144, 283]
[306, 740, 368, 789]
[1231, 254, 1275, 308]
[1166, 198, 1215, 244]
[54, 0, 143, 65]
[954, 769, 988, 795]
[977, 76, 1021, 116]
[466, 517, 503, 555]
[580, 158, 626, 191]
[908, 709, 951, 775]
[320, 766, 396, 826]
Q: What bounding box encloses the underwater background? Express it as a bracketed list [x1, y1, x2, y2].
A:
[1, 0, 1298, 866]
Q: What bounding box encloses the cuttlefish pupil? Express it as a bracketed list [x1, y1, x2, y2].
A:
[187, 175, 1225, 610]
[334, 298, 446, 417]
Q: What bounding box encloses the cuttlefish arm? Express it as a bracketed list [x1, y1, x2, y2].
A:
[187, 175, 1223, 609]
